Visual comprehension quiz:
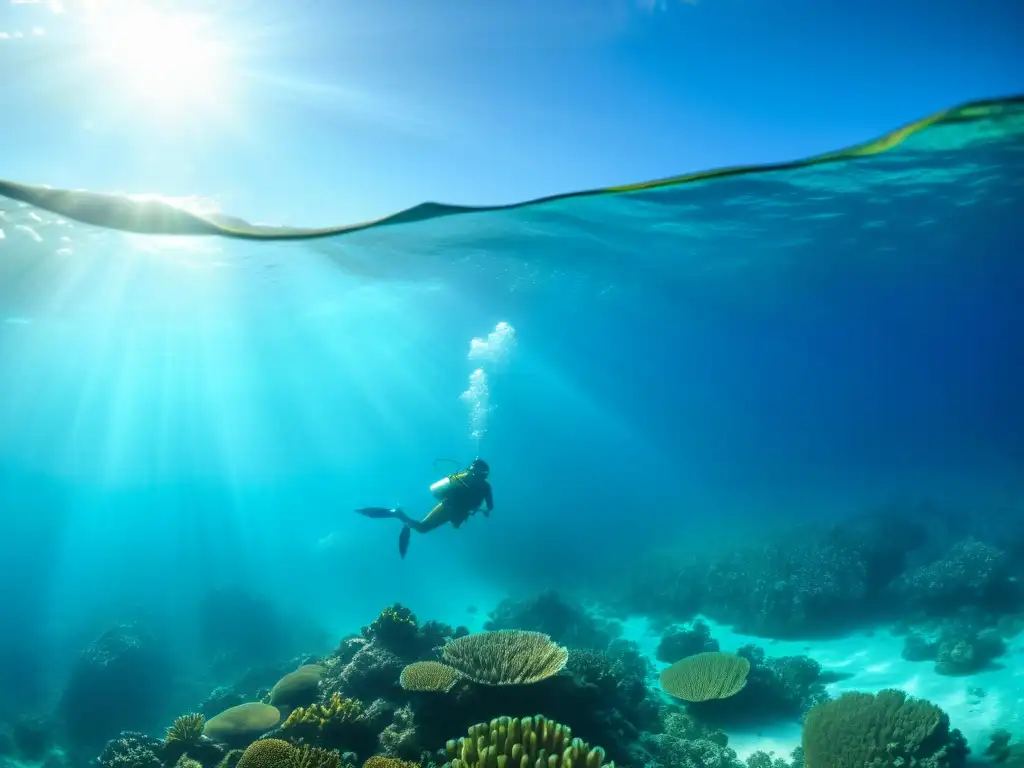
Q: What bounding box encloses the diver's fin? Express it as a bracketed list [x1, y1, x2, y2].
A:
[398, 526, 411, 559]
[355, 507, 397, 519]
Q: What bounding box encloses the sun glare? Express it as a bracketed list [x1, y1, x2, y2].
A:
[83, 4, 233, 117]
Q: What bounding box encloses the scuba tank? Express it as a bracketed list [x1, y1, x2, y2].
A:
[430, 474, 454, 499]
[429, 459, 471, 500]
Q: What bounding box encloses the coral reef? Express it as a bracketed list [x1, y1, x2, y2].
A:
[443, 716, 611, 768]
[655, 620, 720, 664]
[659, 652, 750, 702]
[618, 507, 929, 637]
[802, 690, 967, 768]
[439, 630, 569, 686]
[901, 622, 1008, 675]
[687, 645, 829, 726]
[58, 623, 174, 750]
[375, 706, 421, 762]
[483, 592, 623, 650]
[97, 732, 165, 768]
[276, 693, 375, 757]
[896, 539, 1015, 617]
[203, 703, 282, 746]
[270, 666, 327, 710]
[398, 662, 462, 693]
[85, 574, 1008, 768]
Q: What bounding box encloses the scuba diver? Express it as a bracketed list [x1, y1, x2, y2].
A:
[355, 458, 494, 559]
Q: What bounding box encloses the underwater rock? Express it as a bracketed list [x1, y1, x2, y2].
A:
[197, 588, 295, 679]
[58, 622, 174, 750]
[902, 618, 1008, 675]
[483, 591, 623, 651]
[0, 724, 14, 757]
[935, 628, 1006, 676]
[655, 619, 720, 663]
[11, 714, 53, 761]
[686, 645, 829, 726]
[902, 631, 939, 661]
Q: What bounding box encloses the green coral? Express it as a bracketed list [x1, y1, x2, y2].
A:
[167, 714, 206, 746]
[216, 749, 247, 768]
[363, 604, 419, 650]
[444, 715, 610, 768]
[292, 746, 342, 768]
[802, 689, 968, 768]
[281, 693, 367, 750]
[659, 652, 750, 702]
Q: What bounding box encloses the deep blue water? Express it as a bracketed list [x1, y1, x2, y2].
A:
[0, 99, 1022, 757]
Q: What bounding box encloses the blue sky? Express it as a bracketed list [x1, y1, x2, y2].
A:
[0, 0, 1021, 226]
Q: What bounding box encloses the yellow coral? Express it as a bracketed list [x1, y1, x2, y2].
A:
[176, 757, 203, 768]
[441, 631, 568, 686]
[292, 745, 342, 768]
[216, 749, 247, 768]
[658, 651, 750, 702]
[282, 692, 364, 740]
[399, 661, 462, 693]
[363, 757, 419, 768]
[445, 716, 611, 768]
[236, 739, 296, 768]
[166, 713, 206, 746]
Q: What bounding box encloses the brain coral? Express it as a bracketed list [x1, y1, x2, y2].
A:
[235, 739, 295, 768]
[659, 651, 750, 702]
[441, 630, 568, 686]
[203, 703, 282, 742]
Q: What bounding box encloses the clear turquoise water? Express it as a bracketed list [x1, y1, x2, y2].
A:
[0, 99, 1022, 751]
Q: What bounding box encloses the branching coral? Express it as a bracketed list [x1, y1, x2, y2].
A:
[281, 693, 370, 752]
[166, 714, 206, 748]
[292, 745, 343, 768]
[216, 749, 247, 768]
[445, 716, 610, 768]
